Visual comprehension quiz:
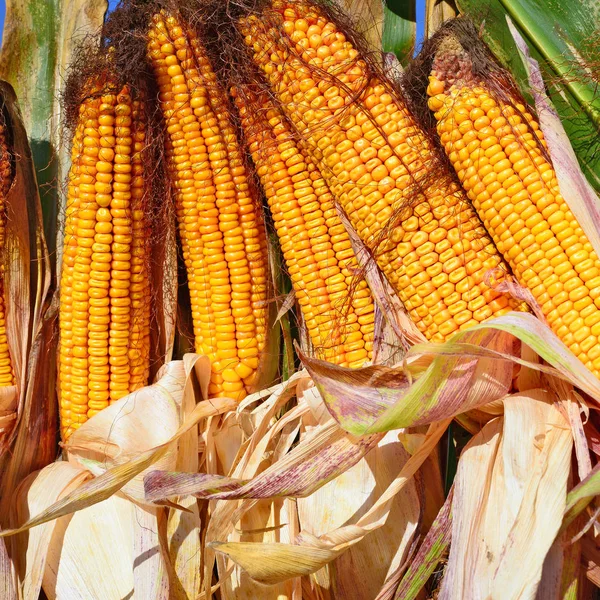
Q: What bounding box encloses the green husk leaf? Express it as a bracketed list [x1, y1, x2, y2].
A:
[563, 463, 600, 530]
[301, 326, 516, 435]
[303, 312, 600, 436]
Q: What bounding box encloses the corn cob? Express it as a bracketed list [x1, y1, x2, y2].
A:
[233, 84, 374, 367]
[147, 11, 269, 400]
[59, 85, 152, 439]
[427, 40, 600, 376]
[239, 0, 524, 342]
[0, 117, 14, 387]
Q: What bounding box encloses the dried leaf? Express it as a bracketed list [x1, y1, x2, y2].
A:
[209, 420, 447, 586]
[297, 430, 420, 598]
[0, 537, 15, 600]
[209, 541, 334, 586]
[43, 494, 136, 600]
[145, 420, 381, 501]
[440, 390, 572, 599]
[0, 80, 54, 512]
[395, 487, 453, 600]
[11, 462, 90, 600]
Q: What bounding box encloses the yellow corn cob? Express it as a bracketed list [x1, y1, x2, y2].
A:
[427, 49, 600, 376]
[239, 0, 524, 342]
[147, 11, 269, 400]
[233, 84, 374, 367]
[59, 85, 152, 439]
[0, 118, 14, 387]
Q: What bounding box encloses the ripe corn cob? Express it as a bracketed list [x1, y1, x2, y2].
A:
[147, 11, 269, 400]
[239, 0, 524, 342]
[0, 118, 14, 387]
[233, 84, 374, 367]
[59, 85, 152, 439]
[427, 41, 600, 376]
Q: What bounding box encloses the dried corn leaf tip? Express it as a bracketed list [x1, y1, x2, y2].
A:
[147, 11, 269, 401]
[0, 116, 14, 387]
[239, 0, 525, 343]
[233, 84, 374, 367]
[426, 31, 600, 377]
[59, 84, 152, 439]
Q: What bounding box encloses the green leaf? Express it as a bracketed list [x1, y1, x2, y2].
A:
[563, 462, 600, 530]
[0, 0, 108, 259]
[455, 0, 600, 191]
[383, 0, 417, 66]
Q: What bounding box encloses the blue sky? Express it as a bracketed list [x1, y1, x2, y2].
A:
[0, 0, 425, 52]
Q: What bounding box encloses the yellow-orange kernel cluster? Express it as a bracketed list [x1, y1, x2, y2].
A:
[234, 85, 374, 366]
[428, 74, 600, 375]
[239, 0, 523, 341]
[59, 85, 152, 439]
[148, 11, 270, 400]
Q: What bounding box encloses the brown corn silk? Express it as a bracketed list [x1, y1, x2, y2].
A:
[59, 81, 152, 439]
[425, 29, 600, 377]
[233, 83, 375, 367]
[0, 116, 14, 387]
[147, 11, 269, 401]
[239, 0, 525, 343]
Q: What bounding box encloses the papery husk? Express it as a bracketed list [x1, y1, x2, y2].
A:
[165, 355, 203, 599]
[3, 355, 236, 600]
[206, 374, 308, 599]
[10, 461, 90, 600]
[204, 413, 448, 589]
[0, 361, 237, 537]
[297, 428, 420, 598]
[43, 493, 137, 600]
[0, 536, 15, 600]
[440, 390, 572, 599]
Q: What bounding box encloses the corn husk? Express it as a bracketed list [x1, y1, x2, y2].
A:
[439, 391, 572, 599]
[3, 355, 236, 600]
[0, 79, 53, 516]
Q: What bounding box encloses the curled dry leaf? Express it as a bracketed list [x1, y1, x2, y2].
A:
[207, 417, 448, 587]
[304, 308, 600, 438]
[144, 419, 382, 502]
[202, 374, 307, 600]
[300, 326, 516, 435]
